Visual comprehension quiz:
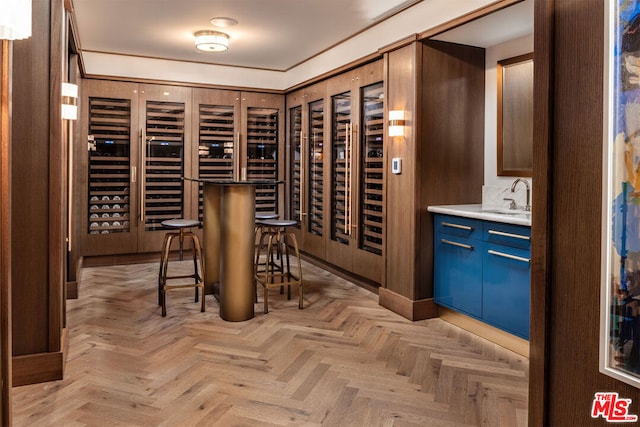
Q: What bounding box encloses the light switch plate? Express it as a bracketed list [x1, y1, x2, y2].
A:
[392, 157, 402, 174]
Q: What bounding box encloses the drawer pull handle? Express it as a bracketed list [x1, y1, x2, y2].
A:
[441, 222, 473, 231]
[488, 249, 530, 263]
[488, 229, 530, 241]
[441, 239, 473, 250]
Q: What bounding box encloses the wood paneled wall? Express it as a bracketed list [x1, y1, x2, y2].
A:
[530, 0, 640, 424]
[381, 40, 484, 320]
[418, 40, 485, 299]
[384, 44, 419, 302]
[10, 0, 65, 386]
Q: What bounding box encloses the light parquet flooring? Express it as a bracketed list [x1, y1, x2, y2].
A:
[12, 259, 528, 426]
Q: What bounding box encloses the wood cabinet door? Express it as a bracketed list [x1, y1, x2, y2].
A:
[137, 84, 193, 253]
[325, 70, 355, 273]
[286, 82, 327, 259]
[79, 79, 140, 256]
[239, 92, 285, 216]
[302, 82, 329, 259]
[325, 60, 385, 283]
[191, 88, 241, 225]
[434, 232, 483, 318]
[350, 63, 385, 283]
[286, 91, 304, 246]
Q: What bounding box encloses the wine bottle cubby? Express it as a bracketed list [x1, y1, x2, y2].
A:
[143, 100, 185, 231]
[289, 106, 302, 224]
[246, 107, 279, 213]
[197, 104, 235, 221]
[87, 97, 132, 235]
[308, 99, 324, 236]
[359, 82, 384, 255]
[331, 92, 351, 245]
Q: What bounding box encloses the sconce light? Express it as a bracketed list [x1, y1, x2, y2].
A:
[61, 82, 78, 120]
[388, 110, 405, 137]
[0, 0, 32, 40]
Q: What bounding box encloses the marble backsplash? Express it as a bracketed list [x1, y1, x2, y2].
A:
[482, 183, 531, 211]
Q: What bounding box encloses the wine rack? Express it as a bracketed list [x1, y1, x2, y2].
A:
[197, 104, 235, 221]
[87, 97, 132, 235]
[359, 82, 384, 255]
[143, 100, 185, 231]
[308, 99, 324, 236]
[246, 107, 279, 213]
[289, 106, 302, 224]
[331, 92, 351, 245]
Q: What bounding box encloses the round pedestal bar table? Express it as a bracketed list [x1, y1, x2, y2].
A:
[185, 178, 282, 321]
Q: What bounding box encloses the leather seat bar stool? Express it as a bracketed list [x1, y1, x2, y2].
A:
[254, 219, 303, 313]
[158, 219, 205, 317]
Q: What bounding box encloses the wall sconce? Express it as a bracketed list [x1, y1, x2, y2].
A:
[388, 110, 405, 137]
[61, 82, 78, 120]
[0, 0, 32, 40]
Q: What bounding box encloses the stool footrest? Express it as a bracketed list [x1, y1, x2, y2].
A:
[165, 273, 200, 280]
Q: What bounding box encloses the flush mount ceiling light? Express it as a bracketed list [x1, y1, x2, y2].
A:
[194, 30, 229, 52]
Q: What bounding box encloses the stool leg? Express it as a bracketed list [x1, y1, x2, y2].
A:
[158, 232, 171, 306]
[161, 234, 176, 317]
[263, 233, 276, 314]
[191, 233, 205, 313]
[276, 228, 284, 295]
[188, 232, 199, 302]
[178, 227, 185, 261]
[255, 225, 269, 303]
[284, 234, 292, 300]
[289, 233, 304, 310]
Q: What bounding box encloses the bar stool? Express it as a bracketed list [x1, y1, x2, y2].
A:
[158, 219, 205, 317]
[254, 219, 303, 313]
[254, 212, 279, 277]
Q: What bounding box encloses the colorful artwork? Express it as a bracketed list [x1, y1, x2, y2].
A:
[603, 0, 640, 388]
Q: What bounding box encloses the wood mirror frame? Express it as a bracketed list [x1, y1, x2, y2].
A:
[497, 52, 533, 177]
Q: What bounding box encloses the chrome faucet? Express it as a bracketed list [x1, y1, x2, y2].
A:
[511, 178, 531, 212]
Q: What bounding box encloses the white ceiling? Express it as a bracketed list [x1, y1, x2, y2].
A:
[431, 0, 533, 48]
[71, 0, 533, 88]
[72, 0, 423, 72]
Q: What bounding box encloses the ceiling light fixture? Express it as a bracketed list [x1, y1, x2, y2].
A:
[194, 30, 229, 52]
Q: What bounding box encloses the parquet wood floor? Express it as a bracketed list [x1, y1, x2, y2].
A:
[12, 259, 528, 426]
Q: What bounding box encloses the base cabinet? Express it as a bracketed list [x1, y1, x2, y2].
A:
[482, 242, 531, 338]
[434, 213, 531, 340]
[433, 217, 483, 318]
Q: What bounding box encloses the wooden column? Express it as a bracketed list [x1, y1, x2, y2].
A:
[380, 40, 485, 321]
[529, 0, 640, 425]
[0, 38, 13, 426]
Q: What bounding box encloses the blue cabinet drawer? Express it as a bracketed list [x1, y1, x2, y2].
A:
[482, 242, 531, 339]
[435, 214, 483, 240]
[434, 233, 483, 318]
[483, 221, 531, 250]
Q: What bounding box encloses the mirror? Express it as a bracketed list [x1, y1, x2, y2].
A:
[497, 52, 533, 177]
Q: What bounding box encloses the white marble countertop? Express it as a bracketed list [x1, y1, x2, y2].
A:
[427, 204, 531, 227]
